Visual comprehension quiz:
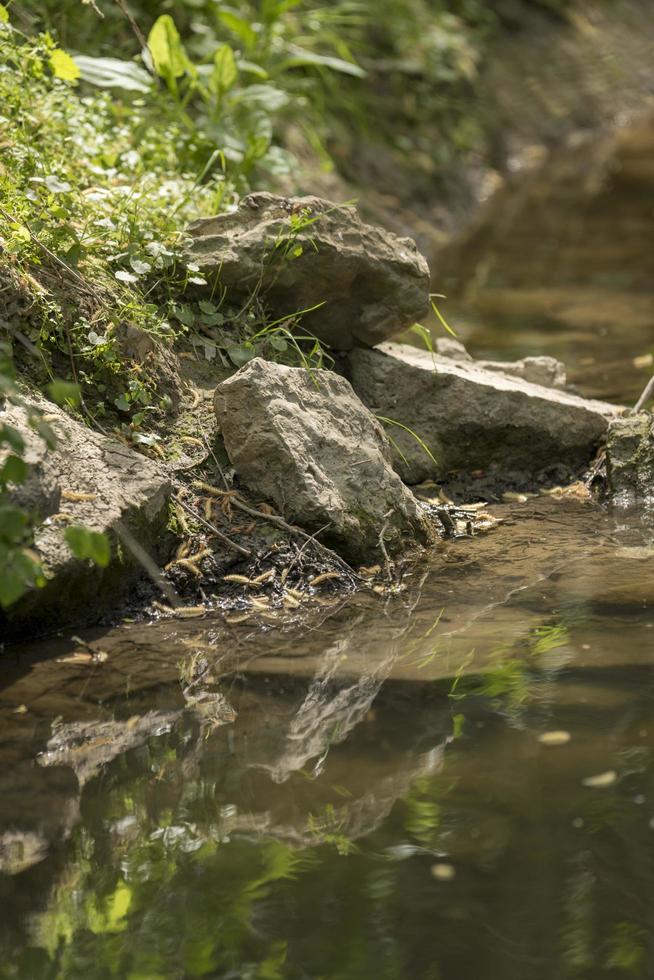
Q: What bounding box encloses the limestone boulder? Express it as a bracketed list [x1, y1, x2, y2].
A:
[605, 413, 654, 507]
[0, 395, 172, 637]
[185, 193, 430, 350]
[213, 358, 435, 563]
[348, 342, 620, 487]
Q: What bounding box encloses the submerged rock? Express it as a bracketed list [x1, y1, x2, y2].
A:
[605, 413, 654, 507]
[213, 358, 436, 563]
[0, 395, 172, 637]
[185, 193, 430, 350]
[348, 342, 619, 487]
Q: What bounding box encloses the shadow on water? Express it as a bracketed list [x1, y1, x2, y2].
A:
[1, 494, 654, 978]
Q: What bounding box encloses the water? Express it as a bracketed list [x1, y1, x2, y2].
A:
[2, 493, 654, 979]
[3, 121, 654, 979]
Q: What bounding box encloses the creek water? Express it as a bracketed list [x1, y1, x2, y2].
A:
[2, 129, 654, 979]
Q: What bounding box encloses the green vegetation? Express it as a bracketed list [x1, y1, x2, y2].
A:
[0, 0, 579, 610]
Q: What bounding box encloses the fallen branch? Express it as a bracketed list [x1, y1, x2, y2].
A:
[114, 519, 181, 608]
[174, 494, 252, 558]
[192, 480, 361, 580]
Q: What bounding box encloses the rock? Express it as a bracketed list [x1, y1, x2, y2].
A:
[213, 358, 435, 563]
[605, 413, 654, 507]
[476, 355, 567, 389]
[434, 337, 472, 361]
[0, 395, 172, 637]
[347, 342, 619, 487]
[433, 338, 566, 388]
[185, 193, 430, 350]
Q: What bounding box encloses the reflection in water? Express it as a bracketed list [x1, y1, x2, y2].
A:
[1, 497, 654, 977]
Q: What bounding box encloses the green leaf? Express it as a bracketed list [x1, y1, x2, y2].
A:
[0, 549, 43, 609]
[47, 380, 81, 406]
[65, 526, 111, 567]
[227, 345, 255, 367]
[35, 419, 57, 450]
[210, 44, 238, 95]
[148, 15, 188, 85]
[49, 48, 81, 82]
[269, 335, 288, 352]
[0, 504, 29, 543]
[282, 48, 365, 78]
[0, 424, 25, 454]
[410, 323, 434, 353]
[236, 84, 288, 111]
[0, 4, 9, 24]
[217, 9, 257, 50]
[73, 55, 153, 93]
[0, 455, 27, 486]
[430, 300, 457, 337]
[236, 59, 268, 79]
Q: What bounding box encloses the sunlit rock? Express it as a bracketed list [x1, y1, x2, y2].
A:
[214, 357, 436, 562]
[348, 342, 620, 487]
[185, 192, 430, 350]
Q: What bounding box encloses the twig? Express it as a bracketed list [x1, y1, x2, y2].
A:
[114, 0, 159, 80]
[631, 375, 654, 415]
[84, 0, 104, 16]
[378, 510, 393, 581]
[283, 522, 332, 578]
[194, 483, 360, 580]
[174, 494, 252, 558]
[201, 433, 230, 490]
[114, 519, 181, 607]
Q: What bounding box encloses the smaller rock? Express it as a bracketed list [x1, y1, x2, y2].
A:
[605, 413, 654, 507]
[433, 338, 566, 388]
[434, 337, 472, 361]
[213, 358, 435, 563]
[476, 355, 567, 390]
[185, 193, 431, 350]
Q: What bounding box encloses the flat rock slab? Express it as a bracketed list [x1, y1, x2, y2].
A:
[348, 342, 620, 486]
[1, 395, 171, 637]
[185, 193, 430, 350]
[213, 358, 435, 563]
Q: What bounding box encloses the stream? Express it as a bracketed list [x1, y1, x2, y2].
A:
[2, 122, 654, 979]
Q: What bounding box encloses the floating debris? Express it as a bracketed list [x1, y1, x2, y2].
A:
[582, 770, 617, 788]
[538, 730, 571, 746]
[431, 863, 456, 881]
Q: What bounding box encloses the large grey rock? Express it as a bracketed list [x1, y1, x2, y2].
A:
[348, 343, 620, 486]
[0, 395, 172, 636]
[213, 358, 435, 563]
[605, 413, 654, 507]
[186, 193, 430, 350]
